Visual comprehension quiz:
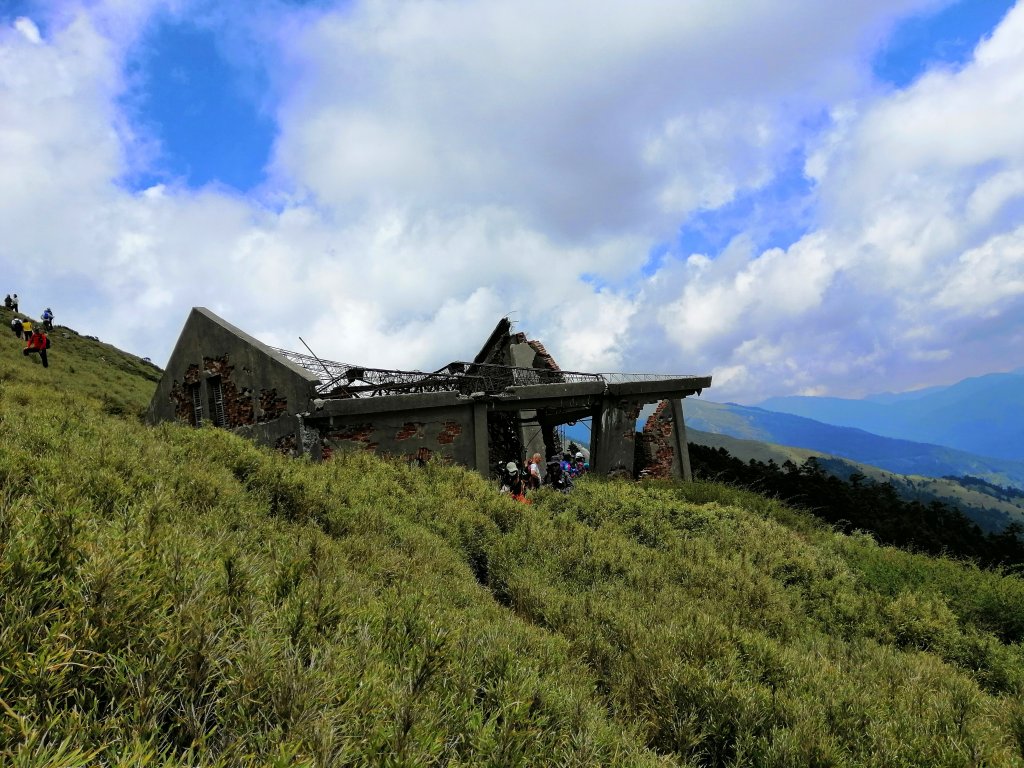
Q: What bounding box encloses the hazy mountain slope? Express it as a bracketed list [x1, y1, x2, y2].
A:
[760, 370, 1024, 461]
[686, 427, 1024, 533]
[683, 397, 1024, 489]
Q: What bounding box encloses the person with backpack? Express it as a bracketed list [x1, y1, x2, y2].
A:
[41, 308, 54, 331]
[10, 317, 22, 337]
[572, 452, 586, 477]
[20, 317, 32, 340]
[545, 456, 573, 492]
[500, 461, 529, 501]
[23, 326, 50, 367]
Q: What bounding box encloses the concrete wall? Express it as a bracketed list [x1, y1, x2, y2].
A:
[147, 308, 320, 450]
[312, 401, 486, 469]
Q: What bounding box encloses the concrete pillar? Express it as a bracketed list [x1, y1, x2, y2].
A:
[592, 398, 638, 477]
[473, 402, 490, 477]
[510, 342, 545, 475]
[540, 418, 558, 462]
[669, 398, 692, 481]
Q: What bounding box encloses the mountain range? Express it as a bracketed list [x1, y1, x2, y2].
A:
[681, 395, 1024, 491]
[757, 367, 1024, 461]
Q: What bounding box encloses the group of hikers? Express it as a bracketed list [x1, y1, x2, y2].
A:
[499, 450, 589, 501]
[5, 294, 53, 368]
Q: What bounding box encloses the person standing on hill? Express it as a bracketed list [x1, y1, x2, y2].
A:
[11, 294, 18, 313]
[20, 317, 32, 340]
[41, 307, 53, 331]
[23, 326, 49, 368]
[10, 317, 22, 337]
[3, 295, 11, 311]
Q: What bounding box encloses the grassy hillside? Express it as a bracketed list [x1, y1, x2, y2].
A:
[3, 317, 1024, 765]
[687, 427, 1024, 533]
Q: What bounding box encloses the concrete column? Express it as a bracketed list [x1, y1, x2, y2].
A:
[473, 402, 490, 476]
[518, 411, 545, 463]
[670, 398, 692, 481]
[592, 398, 638, 477]
[540, 418, 558, 462]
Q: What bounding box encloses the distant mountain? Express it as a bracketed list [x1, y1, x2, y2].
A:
[758, 370, 1024, 461]
[682, 397, 1024, 490]
[685, 427, 1024, 533]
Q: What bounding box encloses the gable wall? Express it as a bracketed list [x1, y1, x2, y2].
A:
[147, 308, 319, 435]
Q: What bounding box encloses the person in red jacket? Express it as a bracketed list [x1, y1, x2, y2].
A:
[23, 328, 49, 368]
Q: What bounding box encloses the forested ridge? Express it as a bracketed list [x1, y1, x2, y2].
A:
[690, 444, 1024, 570]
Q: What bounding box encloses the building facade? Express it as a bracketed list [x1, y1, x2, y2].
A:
[148, 308, 712, 479]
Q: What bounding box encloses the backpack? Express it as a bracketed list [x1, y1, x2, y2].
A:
[546, 460, 570, 490]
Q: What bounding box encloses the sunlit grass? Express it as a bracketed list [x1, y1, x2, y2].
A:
[1, 311, 1023, 765]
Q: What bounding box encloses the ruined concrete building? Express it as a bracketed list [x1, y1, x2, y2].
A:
[147, 308, 712, 479]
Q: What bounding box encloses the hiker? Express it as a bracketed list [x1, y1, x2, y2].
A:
[545, 456, 573, 492]
[500, 461, 528, 499]
[20, 317, 32, 340]
[3, 295, 11, 311]
[528, 453, 543, 490]
[11, 294, 18, 312]
[23, 326, 49, 368]
[560, 452, 572, 476]
[41, 307, 53, 331]
[10, 317, 22, 337]
[571, 452, 586, 478]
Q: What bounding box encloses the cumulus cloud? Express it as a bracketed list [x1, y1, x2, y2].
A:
[1, 0, 1022, 406]
[640, 0, 1024, 399]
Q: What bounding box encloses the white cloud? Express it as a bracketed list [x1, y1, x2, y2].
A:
[3, 0, 1023, 408]
[644, 1, 1024, 400]
[13, 17, 42, 44]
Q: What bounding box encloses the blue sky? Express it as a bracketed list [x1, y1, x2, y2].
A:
[115, 0, 1017, 214]
[120, 19, 275, 191]
[1, 0, 1023, 402]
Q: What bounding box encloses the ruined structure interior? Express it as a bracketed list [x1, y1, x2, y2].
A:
[148, 308, 712, 479]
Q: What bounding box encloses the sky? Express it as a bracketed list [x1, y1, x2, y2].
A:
[1, 0, 1022, 404]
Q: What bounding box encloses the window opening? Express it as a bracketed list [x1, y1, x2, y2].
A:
[189, 382, 203, 426]
[208, 376, 226, 427]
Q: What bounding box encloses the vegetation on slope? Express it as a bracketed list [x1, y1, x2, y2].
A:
[689, 444, 1024, 569]
[688, 426, 1024, 533]
[2, 321, 1024, 765]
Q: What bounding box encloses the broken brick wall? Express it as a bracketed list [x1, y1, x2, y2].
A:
[203, 356, 255, 427]
[639, 400, 676, 478]
[169, 363, 202, 425]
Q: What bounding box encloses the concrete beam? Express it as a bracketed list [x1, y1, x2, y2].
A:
[504, 381, 607, 400]
[309, 390, 467, 416]
[606, 376, 712, 401]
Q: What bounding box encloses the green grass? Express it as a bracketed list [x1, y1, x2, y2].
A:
[2, 313, 1024, 766]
